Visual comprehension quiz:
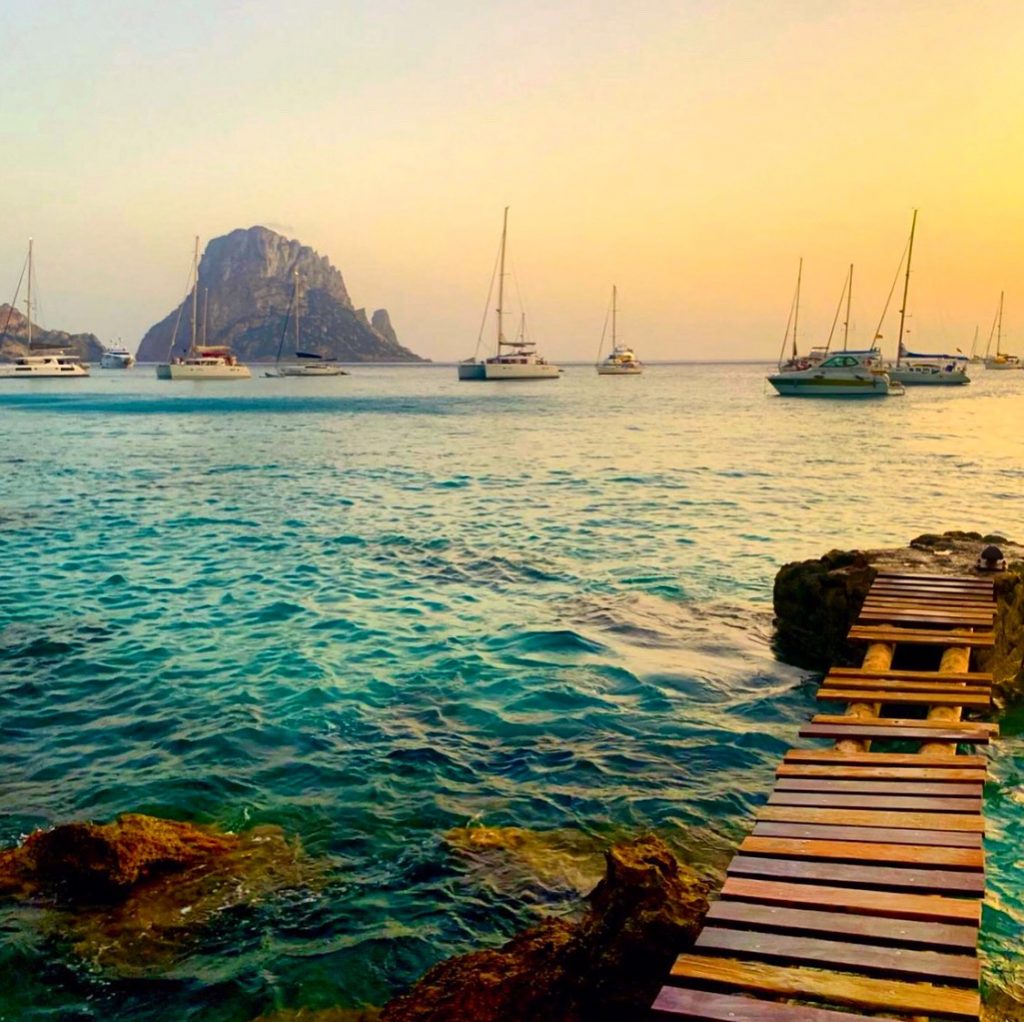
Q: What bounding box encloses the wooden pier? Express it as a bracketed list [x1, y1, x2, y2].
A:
[652, 571, 997, 1021]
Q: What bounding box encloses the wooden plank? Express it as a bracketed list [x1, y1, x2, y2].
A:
[783, 749, 987, 767]
[733, 852, 978, 884]
[755, 807, 985, 834]
[799, 723, 990, 743]
[829, 667, 992, 682]
[720, 876, 981, 922]
[767, 792, 982, 813]
[822, 677, 991, 693]
[874, 571, 992, 584]
[811, 715, 997, 733]
[773, 778, 983, 796]
[859, 611, 994, 626]
[863, 595, 995, 607]
[752, 821, 982, 848]
[818, 688, 991, 707]
[847, 626, 994, 647]
[695, 927, 978, 984]
[705, 900, 978, 949]
[669, 954, 981, 1019]
[651, 986, 885, 1022]
[777, 764, 987, 782]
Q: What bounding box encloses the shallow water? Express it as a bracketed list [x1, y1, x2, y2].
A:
[0, 363, 1021, 1020]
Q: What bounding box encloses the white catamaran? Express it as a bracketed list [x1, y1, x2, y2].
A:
[0, 239, 90, 379]
[156, 237, 251, 380]
[596, 286, 642, 375]
[883, 211, 969, 386]
[266, 271, 347, 377]
[458, 208, 560, 381]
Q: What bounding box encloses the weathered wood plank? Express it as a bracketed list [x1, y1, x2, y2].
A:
[695, 927, 978, 983]
[858, 611, 995, 626]
[822, 679, 991, 695]
[799, 723, 990, 743]
[875, 571, 992, 584]
[811, 715, 997, 733]
[817, 688, 991, 707]
[828, 667, 992, 682]
[705, 899, 978, 949]
[862, 595, 995, 608]
[651, 986, 885, 1022]
[777, 764, 987, 782]
[733, 852, 978, 884]
[752, 821, 982, 848]
[773, 778, 984, 796]
[669, 954, 981, 1018]
[754, 807, 985, 834]
[767, 792, 982, 813]
[847, 626, 994, 647]
[783, 749, 987, 767]
[720, 876, 981, 921]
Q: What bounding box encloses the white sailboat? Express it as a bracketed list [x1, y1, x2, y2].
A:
[266, 271, 347, 377]
[0, 239, 90, 379]
[156, 237, 251, 380]
[458, 208, 560, 381]
[984, 292, 1021, 369]
[884, 211, 970, 386]
[596, 286, 642, 375]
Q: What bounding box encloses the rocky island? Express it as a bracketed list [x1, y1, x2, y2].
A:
[136, 226, 424, 363]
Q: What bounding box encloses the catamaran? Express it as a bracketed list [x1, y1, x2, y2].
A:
[596, 286, 642, 375]
[156, 237, 251, 380]
[883, 211, 969, 386]
[0, 239, 90, 379]
[984, 292, 1021, 369]
[265, 271, 347, 377]
[458, 208, 560, 381]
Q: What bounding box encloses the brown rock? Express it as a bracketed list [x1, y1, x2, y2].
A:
[379, 834, 710, 1022]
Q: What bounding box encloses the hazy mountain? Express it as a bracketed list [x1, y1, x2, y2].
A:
[136, 226, 423, 363]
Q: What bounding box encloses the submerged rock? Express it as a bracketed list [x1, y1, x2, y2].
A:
[380, 834, 710, 1022]
[773, 530, 1024, 700]
[0, 814, 316, 975]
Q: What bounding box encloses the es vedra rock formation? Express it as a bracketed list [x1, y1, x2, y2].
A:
[0, 304, 104, 362]
[136, 226, 424, 363]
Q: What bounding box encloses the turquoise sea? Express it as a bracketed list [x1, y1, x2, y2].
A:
[0, 363, 1021, 1021]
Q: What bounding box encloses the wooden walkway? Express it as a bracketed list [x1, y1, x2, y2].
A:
[652, 571, 997, 1021]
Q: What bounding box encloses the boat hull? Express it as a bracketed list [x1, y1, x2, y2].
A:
[768, 375, 890, 397]
[887, 367, 970, 386]
[458, 361, 560, 380]
[596, 365, 642, 375]
[275, 364, 348, 376]
[0, 362, 89, 379]
[100, 353, 136, 369]
[156, 363, 252, 380]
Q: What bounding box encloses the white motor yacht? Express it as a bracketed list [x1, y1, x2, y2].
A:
[768, 353, 896, 397]
[100, 344, 136, 369]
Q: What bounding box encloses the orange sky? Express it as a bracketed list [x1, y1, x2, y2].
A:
[2, 1, 1024, 360]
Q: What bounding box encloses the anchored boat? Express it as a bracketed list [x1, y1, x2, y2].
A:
[266, 272, 347, 377]
[596, 286, 642, 375]
[100, 344, 136, 369]
[984, 292, 1021, 369]
[458, 208, 560, 381]
[156, 237, 251, 380]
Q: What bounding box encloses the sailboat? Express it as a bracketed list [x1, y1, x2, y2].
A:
[767, 259, 893, 397]
[458, 208, 560, 380]
[0, 239, 90, 379]
[596, 286, 642, 375]
[266, 272, 347, 377]
[884, 211, 969, 386]
[984, 292, 1021, 369]
[156, 237, 251, 380]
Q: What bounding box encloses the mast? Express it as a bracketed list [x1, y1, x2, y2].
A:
[496, 207, 508, 354]
[997, 290, 1004, 355]
[612, 285, 618, 349]
[190, 236, 199, 353]
[895, 209, 917, 366]
[970, 324, 979, 359]
[25, 238, 33, 348]
[843, 264, 853, 350]
[202, 288, 208, 345]
[295, 271, 300, 352]
[792, 257, 802, 359]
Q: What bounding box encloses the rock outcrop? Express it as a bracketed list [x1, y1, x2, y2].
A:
[0, 304, 104, 363]
[379, 834, 710, 1022]
[136, 226, 424, 363]
[773, 530, 1024, 701]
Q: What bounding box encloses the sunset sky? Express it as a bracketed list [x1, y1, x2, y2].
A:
[2, 0, 1023, 361]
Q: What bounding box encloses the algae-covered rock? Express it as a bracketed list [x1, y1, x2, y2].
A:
[380, 834, 710, 1022]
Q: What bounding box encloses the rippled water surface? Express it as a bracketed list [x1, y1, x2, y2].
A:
[0, 364, 1021, 1020]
